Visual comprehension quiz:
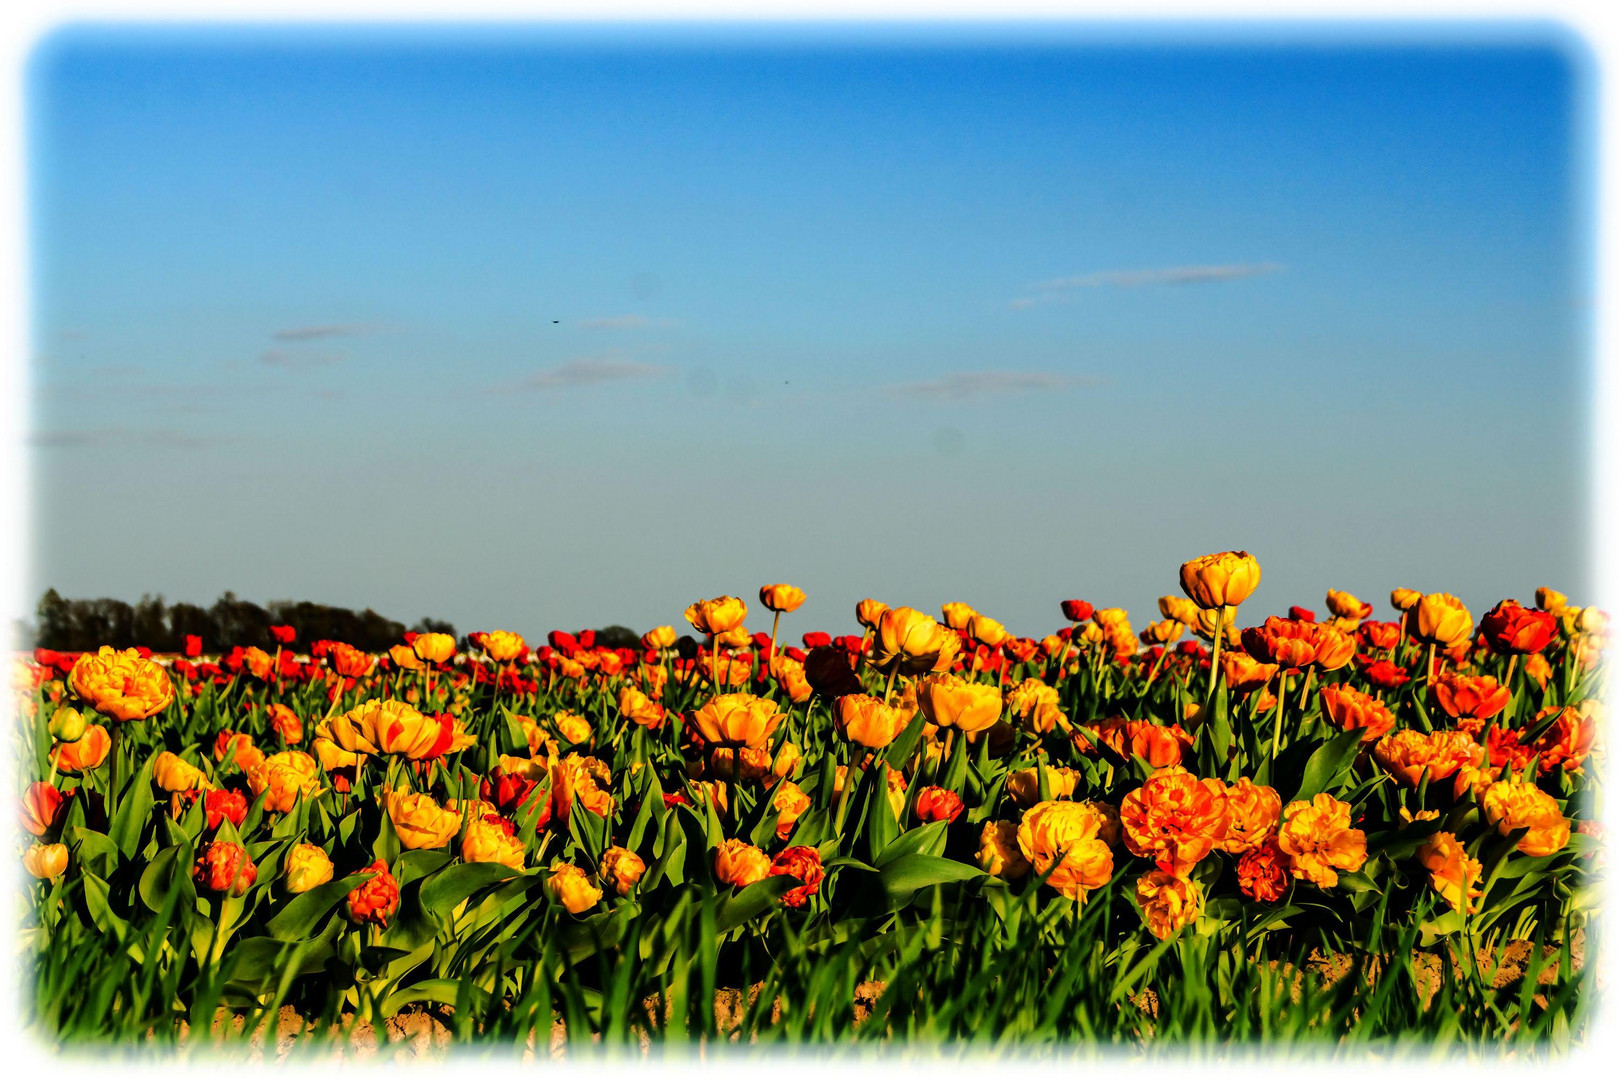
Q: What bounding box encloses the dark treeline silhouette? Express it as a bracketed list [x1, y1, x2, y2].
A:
[30, 590, 456, 654]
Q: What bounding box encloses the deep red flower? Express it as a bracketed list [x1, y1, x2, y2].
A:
[269, 625, 297, 645]
[1060, 599, 1094, 623]
[183, 635, 204, 658]
[768, 845, 825, 909]
[1357, 656, 1411, 691]
[913, 786, 965, 824]
[548, 631, 579, 655]
[1479, 600, 1558, 656]
[1288, 606, 1317, 623]
[1357, 621, 1402, 651]
[801, 632, 832, 649]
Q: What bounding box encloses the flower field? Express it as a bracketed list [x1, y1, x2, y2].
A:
[13, 555, 1605, 1056]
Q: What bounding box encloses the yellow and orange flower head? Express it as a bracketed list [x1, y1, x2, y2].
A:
[1122, 720, 1194, 768]
[152, 750, 212, 793]
[1120, 766, 1231, 876]
[551, 754, 615, 821]
[328, 699, 472, 760]
[1411, 593, 1474, 648]
[939, 601, 976, 631]
[1430, 673, 1511, 733]
[24, 842, 69, 882]
[598, 846, 647, 896]
[1527, 704, 1599, 774]
[713, 839, 772, 888]
[246, 751, 324, 813]
[1218, 778, 1282, 853]
[1191, 606, 1239, 645]
[759, 584, 806, 614]
[1240, 617, 1318, 668]
[976, 820, 1031, 879]
[771, 780, 812, 840]
[692, 692, 782, 749]
[1535, 587, 1568, 614]
[1416, 831, 1483, 915]
[916, 673, 1003, 734]
[1179, 550, 1262, 610]
[1005, 678, 1060, 719]
[284, 843, 335, 894]
[871, 606, 955, 675]
[266, 703, 303, 745]
[1006, 764, 1080, 808]
[685, 596, 748, 636]
[312, 735, 365, 774]
[69, 646, 174, 722]
[1325, 589, 1374, 621]
[1319, 684, 1396, 744]
[1391, 588, 1423, 612]
[326, 642, 375, 680]
[1308, 623, 1355, 671]
[389, 644, 424, 671]
[1276, 794, 1367, 888]
[1481, 779, 1569, 856]
[1222, 652, 1279, 694]
[1141, 619, 1185, 646]
[241, 646, 275, 680]
[642, 625, 678, 651]
[385, 790, 463, 850]
[714, 627, 752, 651]
[462, 817, 526, 870]
[966, 614, 1009, 649]
[618, 686, 666, 729]
[545, 861, 602, 914]
[214, 731, 266, 772]
[20, 782, 66, 838]
[1237, 840, 1290, 902]
[1371, 730, 1481, 788]
[855, 598, 890, 631]
[481, 631, 528, 663]
[553, 710, 592, 746]
[834, 694, 908, 749]
[412, 632, 457, 665]
[1136, 870, 1203, 940]
[769, 654, 814, 703]
[1016, 800, 1116, 901]
[1158, 595, 1202, 626]
[52, 724, 112, 774]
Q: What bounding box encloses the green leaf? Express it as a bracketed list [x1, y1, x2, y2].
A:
[716, 875, 796, 933]
[873, 820, 949, 867]
[264, 871, 375, 941]
[108, 751, 157, 858]
[418, 861, 525, 915]
[884, 709, 928, 771]
[877, 853, 983, 900]
[1290, 728, 1365, 804]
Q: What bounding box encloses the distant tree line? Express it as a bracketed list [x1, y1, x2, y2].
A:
[27, 590, 455, 654]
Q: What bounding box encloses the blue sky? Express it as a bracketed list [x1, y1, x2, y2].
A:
[26, 23, 1593, 640]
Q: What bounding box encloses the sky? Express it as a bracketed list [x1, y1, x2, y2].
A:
[23, 22, 1594, 641]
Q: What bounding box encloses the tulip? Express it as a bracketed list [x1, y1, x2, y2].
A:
[24, 842, 69, 882]
[347, 860, 401, 926]
[855, 598, 889, 631]
[685, 596, 748, 636]
[193, 840, 257, 897]
[916, 673, 1002, 735]
[412, 632, 457, 665]
[284, 843, 335, 893]
[1325, 589, 1373, 621]
[941, 602, 977, 631]
[599, 846, 647, 896]
[713, 839, 772, 888]
[69, 646, 174, 722]
[1179, 551, 1261, 610]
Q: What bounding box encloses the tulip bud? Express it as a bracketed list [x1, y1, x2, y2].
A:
[599, 846, 647, 896]
[48, 707, 86, 742]
[23, 842, 69, 881]
[283, 842, 335, 894]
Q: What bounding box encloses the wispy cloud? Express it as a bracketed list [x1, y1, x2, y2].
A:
[520, 358, 671, 391]
[27, 427, 224, 449]
[271, 323, 374, 342]
[1011, 262, 1284, 308]
[260, 349, 345, 370]
[579, 314, 681, 330]
[885, 370, 1102, 403]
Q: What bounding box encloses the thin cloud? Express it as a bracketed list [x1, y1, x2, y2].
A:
[579, 314, 681, 330]
[271, 323, 374, 342]
[885, 371, 1102, 403]
[27, 427, 223, 449]
[520, 358, 670, 391]
[1011, 262, 1284, 308]
[260, 349, 345, 370]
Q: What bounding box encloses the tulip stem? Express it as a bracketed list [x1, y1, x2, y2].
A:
[1270, 671, 1288, 759]
[883, 664, 899, 705]
[1505, 654, 1518, 693]
[1205, 606, 1227, 705]
[1425, 643, 1437, 690]
[768, 612, 782, 662]
[709, 634, 720, 700]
